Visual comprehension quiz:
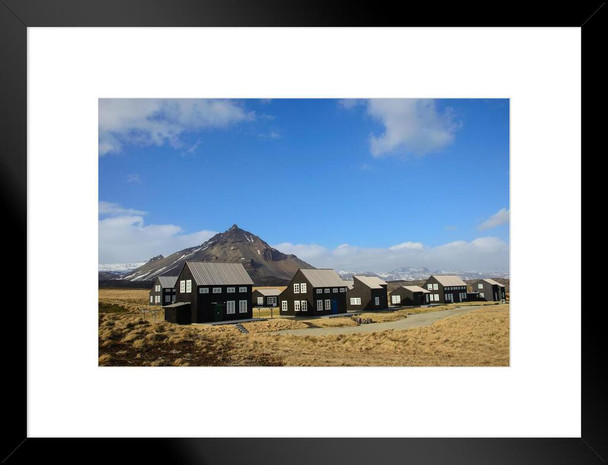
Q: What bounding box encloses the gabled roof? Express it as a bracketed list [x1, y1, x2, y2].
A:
[157, 275, 178, 289]
[431, 275, 467, 287]
[401, 285, 430, 294]
[256, 288, 282, 296]
[354, 275, 387, 289]
[299, 269, 348, 288]
[184, 262, 254, 286]
[480, 278, 506, 287]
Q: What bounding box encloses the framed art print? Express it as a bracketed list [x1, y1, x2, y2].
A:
[1, 1, 603, 463]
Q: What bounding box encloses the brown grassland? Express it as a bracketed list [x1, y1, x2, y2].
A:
[99, 288, 509, 367]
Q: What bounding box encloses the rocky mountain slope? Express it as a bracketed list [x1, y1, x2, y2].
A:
[119, 224, 314, 286]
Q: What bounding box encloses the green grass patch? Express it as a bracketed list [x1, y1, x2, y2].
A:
[99, 302, 130, 314]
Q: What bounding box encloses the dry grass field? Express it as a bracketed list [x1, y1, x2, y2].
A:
[99, 288, 509, 367]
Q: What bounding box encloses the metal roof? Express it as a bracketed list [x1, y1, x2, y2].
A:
[354, 275, 387, 289]
[184, 262, 254, 286]
[402, 285, 430, 293]
[157, 275, 178, 289]
[299, 269, 348, 288]
[343, 280, 354, 290]
[480, 278, 506, 287]
[431, 275, 467, 287]
[256, 288, 282, 296]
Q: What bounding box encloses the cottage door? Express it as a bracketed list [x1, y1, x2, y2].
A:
[213, 303, 224, 322]
[331, 300, 338, 314]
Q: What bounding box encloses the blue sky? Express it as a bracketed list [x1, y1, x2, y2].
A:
[99, 99, 509, 272]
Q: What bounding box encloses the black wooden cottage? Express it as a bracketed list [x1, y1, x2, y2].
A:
[252, 288, 281, 307]
[422, 275, 468, 304]
[471, 278, 506, 301]
[390, 285, 430, 306]
[346, 276, 388, 311]
[149, 275, 178, 306]
[279, 269, 348, 316]
[166, 262, 254, 324]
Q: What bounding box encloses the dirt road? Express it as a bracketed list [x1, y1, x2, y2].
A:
[277, 306, 483, 336]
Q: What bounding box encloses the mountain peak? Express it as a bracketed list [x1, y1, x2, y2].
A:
[123, 224, 313, 285]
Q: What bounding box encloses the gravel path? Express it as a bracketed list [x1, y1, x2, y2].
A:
[277, 306, 483, 336]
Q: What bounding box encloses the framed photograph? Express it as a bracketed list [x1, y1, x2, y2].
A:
[2, 1, 602, 463]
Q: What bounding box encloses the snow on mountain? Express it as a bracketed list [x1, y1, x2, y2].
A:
[98, 262, 147, 273]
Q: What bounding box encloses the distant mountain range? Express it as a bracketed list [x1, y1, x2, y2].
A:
[99, 225, 509, 287]
[338, 267, 509, 282]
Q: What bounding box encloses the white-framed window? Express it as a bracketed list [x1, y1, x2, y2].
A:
[294, 300, 301, 312]
[199, 287, 209, 294]
[374, 296, 380, 306]
[257, 296, 264, 305]
[339, 288, 346, 293]
[445, 294, 453, 302]
[478, 283, 484, 289]
[227, 287, 235, 293]
[316, 289, 322, 294]
[460, 292, 466, 300]
[155, 284, 161, 292]
[239, 286, 247, 293]
[226, 301, 236, 314]
[213, 287, 222, 294]
[301, 300, 308, 311]
[164, 295, 171, 303]
[324, 299, 331, 310]
[294, 283, 300, 293]
[171, 295, 176, 303]
[239, 300, 247, 313]
[332, 288, 338, 293]
[427, 283, 433, 290]
[392, 295, 401, 304]
[324, 288, 330, 293]
[185, 280, 192, 293]
[350, 297, 361, 305]
[180, 280, 185, 293]
[425, 294, 430, 302]
[317, 300, 324, 311]
[154, 295, 160, 304]
[149, 296, 154, 303]
[480, 292, 485, 298]
[300, 283, 307, 293]
[281, 301, 288, 312]
[434, 294, 440, 301]
[268, 297, 277, 306]
[433, 283, 438, 290]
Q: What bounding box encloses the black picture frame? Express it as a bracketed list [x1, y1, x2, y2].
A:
[1, 1, 604, 463]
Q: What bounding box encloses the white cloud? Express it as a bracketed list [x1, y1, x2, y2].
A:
[99, 99, 255, 155]
[98, 201, 146, 216]
[478, 208, 510, 231]
[340, 99, 459, 157]
[274, 236, 508, 273]
[98, 202, 217, 263]
[388, 241, 424, 251]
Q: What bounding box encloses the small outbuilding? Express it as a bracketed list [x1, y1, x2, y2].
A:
[346, 276, 388, 311]
[471, 278, 506, 301]
[422, 275, 468, 303]
[149, 275, 178, 306]
[252, 288, 281, 307]
[389, 285, 430, 306]
[163, 302, 192, 325]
